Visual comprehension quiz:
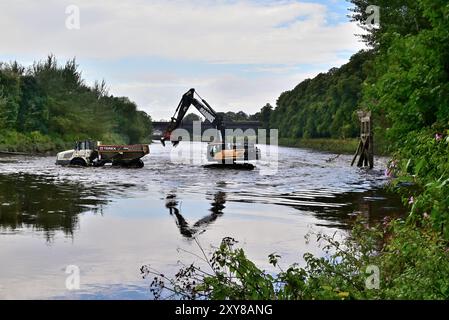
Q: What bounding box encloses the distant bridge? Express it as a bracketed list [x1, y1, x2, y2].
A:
[152, 121, 261, 139]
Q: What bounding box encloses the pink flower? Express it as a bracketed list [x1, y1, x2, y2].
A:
[382, 216, 391, 227]
[435, 133, 443, 141]
[408, 196, 414, 205]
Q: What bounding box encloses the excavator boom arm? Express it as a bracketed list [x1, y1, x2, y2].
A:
[161, 89, 223, 146]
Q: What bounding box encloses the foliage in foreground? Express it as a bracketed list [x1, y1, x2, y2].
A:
[387, 130, 449, 239]
[142, 219, 449, 300]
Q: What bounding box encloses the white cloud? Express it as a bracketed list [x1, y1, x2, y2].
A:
[0, 0, 365, 119]
[0, 0, 363, 65]
[110, 70, 320, 120]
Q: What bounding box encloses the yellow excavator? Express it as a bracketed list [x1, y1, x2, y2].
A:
[161, 88, 260, 168]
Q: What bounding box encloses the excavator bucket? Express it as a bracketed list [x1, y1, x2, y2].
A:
[160, 136, 180, 147]
[160, 128, 173, 147]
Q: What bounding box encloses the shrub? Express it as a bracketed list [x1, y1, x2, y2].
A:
[142, 219, 449, 300]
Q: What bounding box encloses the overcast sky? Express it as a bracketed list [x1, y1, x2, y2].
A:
[0, 0, 365, 120]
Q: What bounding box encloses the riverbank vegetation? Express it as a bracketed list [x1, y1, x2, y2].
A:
[279, 137, 360, 155]
[270, 50, 373, 141]
[0, 56, 152, 153]
[144, 0, 449, 300]
[143, 219, 449, 299]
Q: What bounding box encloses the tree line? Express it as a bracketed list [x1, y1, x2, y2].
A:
[184, 110, 263, 123]
[268, 50, 373, 140]
[183, 105, 273, 134]
[260, 0, 448, 149]
[0, 55, 152, 152]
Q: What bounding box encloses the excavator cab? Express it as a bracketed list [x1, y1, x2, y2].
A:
[207, 141, 260, 163]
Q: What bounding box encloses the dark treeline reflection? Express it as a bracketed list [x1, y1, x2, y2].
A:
[225, 187, 407, 230]
[308, 188, 408, 229]
[165, 186, 407, 238]
[0, 174, 108, 240]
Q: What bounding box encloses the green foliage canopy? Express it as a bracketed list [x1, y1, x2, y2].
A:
[0, 55, 152, 151]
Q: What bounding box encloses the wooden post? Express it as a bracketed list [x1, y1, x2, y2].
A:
[351, 111, 374, 169]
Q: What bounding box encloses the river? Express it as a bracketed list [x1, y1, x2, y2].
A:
[0, 142, 405, 299]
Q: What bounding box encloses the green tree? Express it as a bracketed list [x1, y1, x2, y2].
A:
[183, 113, 202, 123]
[1, 55, 153, 151]
[268, 50, 373, 140]
[0, 64, 21, 129]
[260, 103, 273, 130]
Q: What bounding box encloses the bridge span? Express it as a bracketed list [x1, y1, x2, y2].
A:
[152, 121, 261, 140]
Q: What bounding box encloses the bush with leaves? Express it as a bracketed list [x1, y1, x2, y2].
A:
[387, 129, 449, 238]
[142, 218, 449, 300]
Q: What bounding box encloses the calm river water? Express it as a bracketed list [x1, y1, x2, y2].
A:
[0, 142, 405, 299]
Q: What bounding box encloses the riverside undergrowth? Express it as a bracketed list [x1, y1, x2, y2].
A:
[142, 217, 449, 300]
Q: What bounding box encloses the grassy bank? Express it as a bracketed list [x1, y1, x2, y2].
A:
[0, 130, 152, 155]
[279, 137, 359, 155]
[279, 137, 390, 156]
[0, 130, 72, 154]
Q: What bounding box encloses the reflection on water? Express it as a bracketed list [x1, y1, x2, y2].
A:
[227, 187, 405, 229]
[166, 191, 226, 239]
[0, 143, 407, 299]
[0, 173, 405, 240]
[0, 174, 108, 240]
[315, 188, 406, 228]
